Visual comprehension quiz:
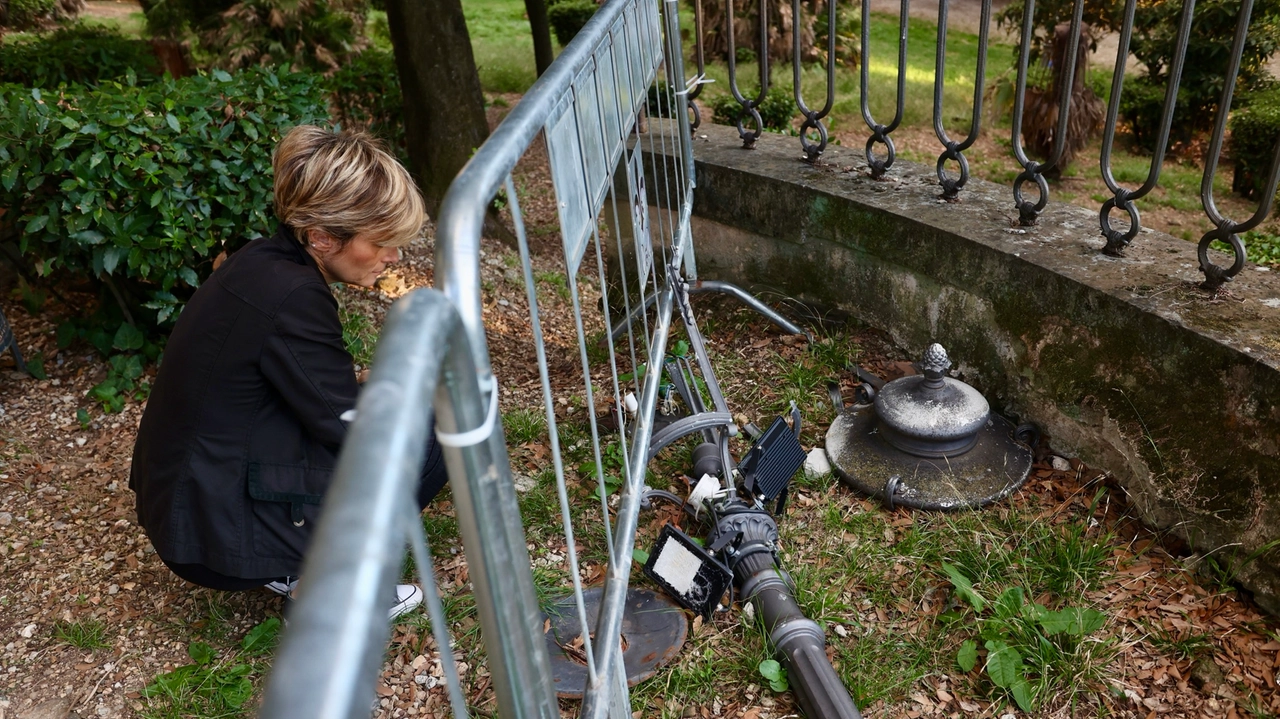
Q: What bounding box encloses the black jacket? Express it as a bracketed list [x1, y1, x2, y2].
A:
[131, 227, 431, 579]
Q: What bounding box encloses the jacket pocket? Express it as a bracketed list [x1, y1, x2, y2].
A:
[246, 462, 331, 560]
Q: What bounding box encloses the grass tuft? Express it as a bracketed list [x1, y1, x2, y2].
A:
[53, 618, 111, 650]
[503, 407, 548, 444]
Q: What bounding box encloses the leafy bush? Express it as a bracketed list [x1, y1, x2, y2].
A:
[139, 0, 238, 38]
[944, 563, 1107, 713]
[200, 0, 367, 71]
[1230, 86, 1280, 200]
[1211, 229, 1280, 265]
[0, 24, 161, 87]
[1114, 74, 1195, 149]
[5, 0, 59, 29]
[547, 0, 597, 47]
[325, 47, 403, 155]
[710, 86, 795, 133]
[0, 67, 329, 329]
[1123, 0, 1280, 140]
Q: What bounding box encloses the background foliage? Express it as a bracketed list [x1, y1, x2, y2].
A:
[324, 46, 404, 154]
[546, 0, 597, 47]
[1126, 0, 1280, 138]
[1229, 85, 1280, 199]
[0, 23, 162, 87]
[0, 67, 328, 328]
[3, 0, 84, 30]
[200, 0, 367, 71]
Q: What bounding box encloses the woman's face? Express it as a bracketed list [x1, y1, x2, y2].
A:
[308, 231, 401, 287]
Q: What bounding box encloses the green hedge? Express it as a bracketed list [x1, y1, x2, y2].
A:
[325, 47, 404, 156]
[5, 0, 59, 29]
[1230, 86, 1280, 201]
[547, 0, 597, 47]
[0, 67, 328, 326]
[710, 87, 795, 133]
[1124, 0, 1280, 140]
[1116, 75, 1194, 150]
[0, 24, 162, 87]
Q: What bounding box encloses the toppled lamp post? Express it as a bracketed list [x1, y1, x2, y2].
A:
[826, 344, 1034, 510]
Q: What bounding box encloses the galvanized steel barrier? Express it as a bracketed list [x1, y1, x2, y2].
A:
[264, 0, 707, 715]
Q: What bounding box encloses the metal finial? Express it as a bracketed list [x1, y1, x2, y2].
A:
[921, 343, 951, 378]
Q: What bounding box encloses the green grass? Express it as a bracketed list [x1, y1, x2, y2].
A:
[694, 13, 1015, 138]
[338, 303, 378, 367]
[464, 0, 558, 93]
[533, 269, 571, 301]
[79, 10, 148, 38]
[1144, 621, 1214, 662]
[503, 407, 548, 444]
[138, 619, 280, 719]
[787, 488, 1123, 713]
[422, 506, 460, 546]
[53, 618, 111, 650]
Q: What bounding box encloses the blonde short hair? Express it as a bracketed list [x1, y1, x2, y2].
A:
[272, 125, 425, 248]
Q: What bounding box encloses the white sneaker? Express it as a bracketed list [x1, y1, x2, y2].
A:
[264, 578, 298, 596]
[389, 584, 424, 621]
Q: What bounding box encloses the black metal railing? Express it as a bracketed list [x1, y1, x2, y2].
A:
[689, 0, 1280, 291]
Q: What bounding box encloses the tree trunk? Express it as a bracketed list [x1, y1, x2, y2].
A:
[1022, 23, 1103, 176]
[525, 0, 554, 76]
[384, 0, 490, 217]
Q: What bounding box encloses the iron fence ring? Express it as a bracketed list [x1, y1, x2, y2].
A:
[936, 144, 970, 199]
[799, 112, 828, 161]
[1100, 196, 1142, 255]
[1013, 167, 1048, 225]
[1197, 226, 1247, 290]
[865, 125, 896, 178]
[736, 105, 764, 148]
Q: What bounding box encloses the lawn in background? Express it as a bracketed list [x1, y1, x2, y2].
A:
[464, 0, 558, 93]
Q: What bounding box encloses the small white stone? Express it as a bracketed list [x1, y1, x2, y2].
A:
[742, 602, 755, 623]
[1050, 456, 1071, 472]
[804, 447, 832, 477]
[497, 299, 510, 307]
[20, 624, 36, 638]
[76, 437, 86, 447]
[512, 473, 537, 494]
[0, 512, 11, 526]
[834, 624, 848, 638]
[414, 674, 429, 685]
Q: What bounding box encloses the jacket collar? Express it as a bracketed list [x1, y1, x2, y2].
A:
[271, 225, 329, 285]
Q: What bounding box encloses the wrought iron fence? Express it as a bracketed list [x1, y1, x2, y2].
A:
[709, 0, 1280, 291]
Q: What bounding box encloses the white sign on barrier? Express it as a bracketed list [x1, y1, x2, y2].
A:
[546, 99, 591, 275]
[628, 150, 653, 283]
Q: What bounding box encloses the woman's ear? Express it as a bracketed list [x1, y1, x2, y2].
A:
[307, 229, 339, 255]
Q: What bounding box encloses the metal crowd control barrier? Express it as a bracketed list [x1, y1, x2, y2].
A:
[265, 0, 715, 715]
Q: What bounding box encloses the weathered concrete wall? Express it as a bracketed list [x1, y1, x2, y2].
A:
[681, 124, 1280, 612]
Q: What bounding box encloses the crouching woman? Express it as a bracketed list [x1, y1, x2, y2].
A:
[130, 126, 446, 619]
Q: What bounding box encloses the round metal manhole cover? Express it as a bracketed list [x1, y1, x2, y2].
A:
[544, 586, 687, 698]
